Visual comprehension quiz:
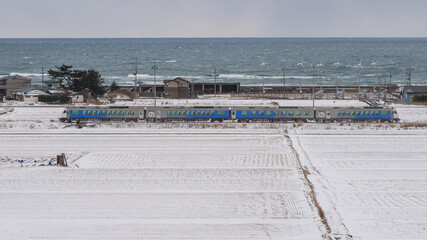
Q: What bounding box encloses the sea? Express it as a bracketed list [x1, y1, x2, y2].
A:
[1, 38, 426, 87]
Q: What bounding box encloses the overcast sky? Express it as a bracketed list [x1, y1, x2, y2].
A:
[1, 0, 426, 38]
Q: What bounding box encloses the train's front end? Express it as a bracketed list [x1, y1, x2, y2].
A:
[393, 109, 400, 122]
[59, 108, 68, 122]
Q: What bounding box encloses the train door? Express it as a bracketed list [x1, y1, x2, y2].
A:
[156, 110, 162, 119]
[326, 111, 331, 120]
[231, 110, 236, 120]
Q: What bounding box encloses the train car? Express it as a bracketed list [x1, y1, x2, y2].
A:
[316, 107, 398, 122]
[145, 106, 231, 122]
[64, 106, 142, 122]
[233, 106, 315, 122]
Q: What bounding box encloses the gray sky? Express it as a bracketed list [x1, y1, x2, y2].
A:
[1, 0, 426, 38]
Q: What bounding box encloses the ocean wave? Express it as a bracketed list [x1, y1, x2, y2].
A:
[9, 72, 45, 77]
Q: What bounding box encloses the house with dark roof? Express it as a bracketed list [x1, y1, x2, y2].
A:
[163, 77, 190, 99]
[0, 75, 32, 98]
[403, 86, 427, 103]
[12, 87, 51, 102]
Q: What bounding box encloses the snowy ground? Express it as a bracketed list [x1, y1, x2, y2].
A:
[0, 100, 426, 239]
[0, 129, 328, 239]
[291, 131, 427, 239]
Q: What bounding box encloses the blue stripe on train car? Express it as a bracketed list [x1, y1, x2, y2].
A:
[166, 110, 230, 119]
[69, 110, 134, 119]
[69, 110, 107, 119]
[354, 110, 391, 120]
[236, 110, 275, 119]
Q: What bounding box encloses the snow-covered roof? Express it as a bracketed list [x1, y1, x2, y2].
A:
[12, 87, 52, 95]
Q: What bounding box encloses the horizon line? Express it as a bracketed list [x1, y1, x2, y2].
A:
[1, 36, 427, 39]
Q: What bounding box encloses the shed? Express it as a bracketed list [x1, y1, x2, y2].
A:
[163, 77, 190, 99]
[403, 86, 427, 103]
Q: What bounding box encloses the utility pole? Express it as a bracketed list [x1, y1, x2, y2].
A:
[282, 67, 286, 99]
[312, 65, 315, 110]
[260, 61, 266, 97]
[134, 58, 138, 99]
[388, 69, 392, 100]
[214, 67, 217, 97]
[407, 68, 412, 86]
[358, 69, 361, 93]
[152, 64, 158, 106]
[377, 76, 381, 100]
[42, 67, 44, 87]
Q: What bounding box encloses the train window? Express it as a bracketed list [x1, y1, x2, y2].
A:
[190, 111, 195, 115]
[124, 111, 128, 115]
[381, 110, 389, 116]
[303, 111, 309, 116]
[241, 111, 247, 116]
[206, 111, 210, 115]
[281, 111, 287, 115]
[351, 111, 355, 116]
[259, 111, 264, 116]
[106, 111, 110, 115]
[251, 111, 257, 115]
[375, 111, 379, 116]
[201, 111, 205, 115]
[130, 111, 134, 115]
[218, 110, 225, 115]
[196, 111, 200, 115]
[266, 111, 271, 116]
[296, 111, 301, 116]
[274, 111, 279, 115]
[185, 111, 189, 115]
[355, 111, 359, 116]
[140, 111, 144, 115]
[210, 111, 215, 115]
[82, 110, 86, 115]
[346, 111, 350, 116]
[100, 111, 105, 115]
[289, 111, 294, 116]
[71, 110, 79, 115]
[112, 111, 116, 115]
[167, 111, 171, 115]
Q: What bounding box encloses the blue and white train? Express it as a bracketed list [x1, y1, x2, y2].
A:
[60, 105, 399, 123]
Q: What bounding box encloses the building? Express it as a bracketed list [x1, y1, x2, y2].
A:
[163, 77, 190, 99]
[12, 87, 51, 102]
[403, 86, 427, 103]
[0, 75, 32, 98]
[43, 79, 60, 88]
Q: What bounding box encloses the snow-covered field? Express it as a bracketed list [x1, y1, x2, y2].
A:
[292, 132, 427, 239]
[0, 100, 426, 239]
[0, 129, 328, 239]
